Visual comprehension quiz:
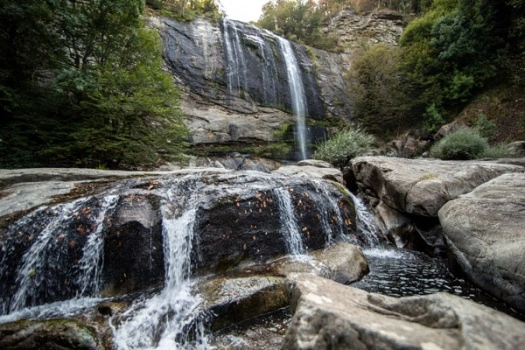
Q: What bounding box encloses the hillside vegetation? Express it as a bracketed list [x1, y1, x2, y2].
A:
[0, 0, 189, 169]
[1, 0, 524, 169]
[258, 0, 525, 142]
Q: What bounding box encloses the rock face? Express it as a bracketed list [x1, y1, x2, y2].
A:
[198, 241, 368, 331]
[324, 9, 405, 52]
[155, 16, 329, 149]
[347, 156, 524, 241]
[0, 319, 100, 350]
[283, 273, 525, 350]
[0, 170, 358, 312]
[439, 173, 525, 313]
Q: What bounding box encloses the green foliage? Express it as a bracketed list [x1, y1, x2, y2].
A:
[483, 143, 517, 159]
[474, 113, 496, 139]
[397, 0, 522, 130]
[423, 104, 445, 133]
[146, 0, 222, 22]
[0, 0, 187, 169]
[429, 127, 488, 160]
[256, 0, 339, 50]
[313, 128, 374, 168]
[347, 44, 409, 138]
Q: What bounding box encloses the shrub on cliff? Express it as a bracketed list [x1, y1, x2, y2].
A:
[313, 128, 374, 168]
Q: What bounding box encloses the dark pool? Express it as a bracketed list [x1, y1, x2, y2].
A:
[351, 247, 524, 321]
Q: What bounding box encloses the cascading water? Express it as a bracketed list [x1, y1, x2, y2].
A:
[277, 37, 309, 160]
[0, 195, 119, 314]
[220, 19, 311, 159]
[0, 172, 360, 347]
[348, 192, 382, 247]
[274, 187, 306, 256]
[222, 18, 248, 100]
[112, 186, 209, 350]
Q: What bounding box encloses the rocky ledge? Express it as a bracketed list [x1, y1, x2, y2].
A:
[439, 173, 525, 313]
[283, 273, 525, 350]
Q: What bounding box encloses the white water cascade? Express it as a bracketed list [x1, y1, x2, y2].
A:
[113, 188, 209, 350]
[6, 195, 119, 313]
[277, 36, 309, 160]
[222, 18, 248, 100]
[349, 193, 382, 247]
[274, 186, 307, 256]
[0, 173, 366, 348]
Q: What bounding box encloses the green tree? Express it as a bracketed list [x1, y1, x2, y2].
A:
[257, 0, 338, 50]
[0, 0, 187, 169]
[347, 44, 409, 137]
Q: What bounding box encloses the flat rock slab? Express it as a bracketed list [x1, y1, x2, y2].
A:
[0, 318, 100, 350]
[0, 168, 230, 220]
[439, 173, 525, 313]
[283, 273, 525, 350]
[274, 165, 343, 184]
[350, 156, 524, 217]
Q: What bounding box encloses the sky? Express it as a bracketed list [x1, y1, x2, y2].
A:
[219, 0, 268, 23]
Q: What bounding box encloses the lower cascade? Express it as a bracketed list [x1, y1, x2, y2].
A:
[1, 170, 523, 349]
[0, 172, 359, 349]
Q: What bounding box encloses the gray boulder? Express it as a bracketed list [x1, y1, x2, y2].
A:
[349, 156, 524, 220]
[439, 173, 525, 313]
[283, 273, 525, 350]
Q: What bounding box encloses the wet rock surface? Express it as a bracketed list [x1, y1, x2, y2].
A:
[0, 318, 100, 350]
[439, 173, 525, 313]
[284, 273, 525, 350]
[0, 170, 357, 310]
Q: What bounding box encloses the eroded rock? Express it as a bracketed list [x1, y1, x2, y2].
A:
[439, 173, 525, 313]
[283, 273, 525, 350]
[0, 319, 100, 350]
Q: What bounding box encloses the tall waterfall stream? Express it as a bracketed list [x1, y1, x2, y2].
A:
[0, 173, 521, 349]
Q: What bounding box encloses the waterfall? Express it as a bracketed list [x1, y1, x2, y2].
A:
[277, 37, 309, 160]
[350, 193, 381, 247]
[274, 186, 307, 256]
[0, 172, 361, 348]
[113, 185, 209, 350]
[311, 181, 347, 245]
[222, 18, 248, 100]
[4, 195, 119, 313]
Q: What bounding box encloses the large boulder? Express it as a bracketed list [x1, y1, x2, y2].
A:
[439, 173, 525, 313]
[0, 171, 358, 311]
[198, 242, 368, 331]
[283, 273, 525, 350]
[0, 319, 100, 350]
[349, 156, 524, 218]
[273, 164, 344, 184]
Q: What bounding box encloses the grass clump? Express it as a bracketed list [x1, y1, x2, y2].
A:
[313, 128, 374, 168]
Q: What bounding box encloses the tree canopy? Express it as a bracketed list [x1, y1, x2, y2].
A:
[0, 0, 187, 169]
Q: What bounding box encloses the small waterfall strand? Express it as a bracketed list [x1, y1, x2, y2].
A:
[76, 195, 119, 296]
[274, 186, 307, 257]
[112, 180, 210, 350]
[277, 36, 308, 160]
[310, 180, 347, 244]
[348, 192, 381, 247]
[8, 196, 119, 312]
[222, 19, 248, 99]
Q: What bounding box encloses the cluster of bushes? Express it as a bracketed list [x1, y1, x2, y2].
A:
[146, 0, 221, 22]
[347, 0, 524, 139]
[313, 128, 374, 168]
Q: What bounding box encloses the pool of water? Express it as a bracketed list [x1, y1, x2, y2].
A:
[351, 247, 524, 320]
